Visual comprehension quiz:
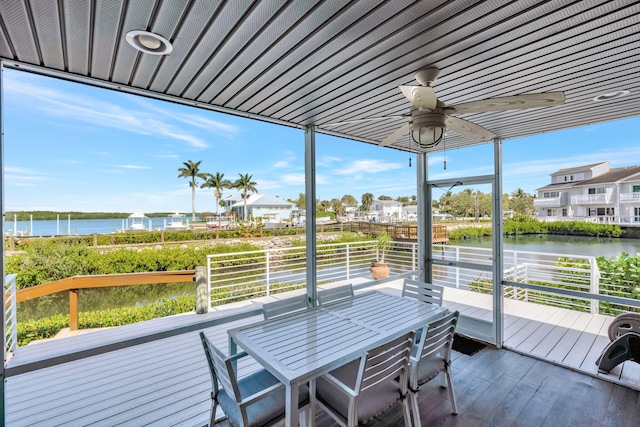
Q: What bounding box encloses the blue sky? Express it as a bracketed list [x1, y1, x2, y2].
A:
[4, 68, 640, 213]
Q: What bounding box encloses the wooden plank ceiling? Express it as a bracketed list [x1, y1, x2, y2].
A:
[0, 0, 638, 153]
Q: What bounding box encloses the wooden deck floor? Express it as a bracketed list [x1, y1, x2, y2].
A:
[5, 281, 640, 425]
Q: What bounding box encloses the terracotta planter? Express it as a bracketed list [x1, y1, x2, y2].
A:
[370, 260, 390, 279]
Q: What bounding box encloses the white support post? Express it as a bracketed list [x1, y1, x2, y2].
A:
[417, 153, 430, 282]
[1, 62, 7, 425]
[492, 138, 504, 348]
[304, 126, 318, 307]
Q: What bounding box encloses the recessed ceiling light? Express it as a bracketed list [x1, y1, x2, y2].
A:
[592, 90, 630, 102]
[125, 30, 172, 55]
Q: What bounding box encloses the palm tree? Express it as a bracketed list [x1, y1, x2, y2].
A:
[177, 160, 208, 221]
[201, 172, 232, 215]
[233, 173, 258, 220]
[361, 192, 374, 211]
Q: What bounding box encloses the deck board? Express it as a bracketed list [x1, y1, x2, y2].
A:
[5, 280, 640, 426]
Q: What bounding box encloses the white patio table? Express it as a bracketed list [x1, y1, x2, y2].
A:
[227, 290, 448, 427]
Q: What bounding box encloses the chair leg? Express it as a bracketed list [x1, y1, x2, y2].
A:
[209, 399, 217, 426]
[445, 371, 458, 415]
[402, 397, 412, 427]
[410, 391, 421, 427]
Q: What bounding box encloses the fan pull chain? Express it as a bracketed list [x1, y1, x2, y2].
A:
[443, 130, 447, 170]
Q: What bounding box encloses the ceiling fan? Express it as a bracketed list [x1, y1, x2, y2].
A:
[377, 67, 566, 149]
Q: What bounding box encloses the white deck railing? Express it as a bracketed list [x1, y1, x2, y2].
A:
[4, 274, 18, 360]
[205, 240, 417, 306]
[206, 241, 639, 314]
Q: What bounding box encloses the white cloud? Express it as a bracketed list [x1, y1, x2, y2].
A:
[274, 160, 290, 168]
[116, 164, 151, 170]
[334, 159, 403, 175]
[280, 173, 305, 185]
[5, 166, 47, 187]
[4, 76, 212, 149]
[317, 155, 342, 167]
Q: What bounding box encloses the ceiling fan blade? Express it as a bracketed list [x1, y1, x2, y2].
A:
[320, 115, 404, 127]
[378, 123, 410, 147]
[445, 116, 496, 142]
[399, 85, 437, 109]
[449, 91, 565, 114]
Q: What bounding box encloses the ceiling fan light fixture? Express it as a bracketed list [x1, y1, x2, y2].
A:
[410, 111, 446, 149]
[592, 90, 630, 102]
[126, 30, 173, 55]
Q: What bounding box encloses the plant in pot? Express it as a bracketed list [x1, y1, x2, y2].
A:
[370, 229, 392, 279]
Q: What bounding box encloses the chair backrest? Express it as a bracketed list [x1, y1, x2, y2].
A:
[318, 284, 354, 305]
[199, 331, 241, 402]
[262, 294, 309, 320]
[415, 310, 459, 362]
[402, 279, 443, 306]
[355, 331, 415, 394]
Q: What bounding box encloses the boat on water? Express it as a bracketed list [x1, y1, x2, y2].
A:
[164, 212, 189, 230]
[128, 212, 150, 231]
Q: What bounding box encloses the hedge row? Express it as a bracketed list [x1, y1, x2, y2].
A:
[18, 295, 196, 346]
[6, 239, 262, 289]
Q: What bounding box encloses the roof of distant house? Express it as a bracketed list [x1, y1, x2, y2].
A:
[230, 194, 294, 208]
[552, 162, 609, 175]
[537, 165, 640, 191]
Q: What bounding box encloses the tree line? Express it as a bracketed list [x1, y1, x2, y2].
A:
[287, 189, 534, 219]
[178, 159, 535, 221]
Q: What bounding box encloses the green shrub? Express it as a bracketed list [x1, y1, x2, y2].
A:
[18, 295, 196, 346]
[447, 226, 492, 240]
[6, 240, 261, 289]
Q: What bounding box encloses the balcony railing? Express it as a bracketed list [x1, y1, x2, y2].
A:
[533, 196, 564, 207]
[620, 192, 640, 202]
[206, 240, 417, 306]
[4, 274, 17, 359]
[571, 194, 612, 204]
[206, 241, 640, 315]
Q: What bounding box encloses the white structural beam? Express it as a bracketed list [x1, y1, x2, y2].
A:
[492, 137, 504, 348]
[305, 126, 318, 307]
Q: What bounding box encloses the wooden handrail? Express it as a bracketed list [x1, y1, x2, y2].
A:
[16, 270, 195, 303]
[15, 270, 196, 331]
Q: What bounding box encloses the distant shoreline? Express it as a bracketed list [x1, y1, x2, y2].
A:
[5, 211, 181, 221]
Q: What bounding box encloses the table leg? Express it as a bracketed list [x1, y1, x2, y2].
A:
[285, 382, 299, 427]
[228, 335, 238, 374]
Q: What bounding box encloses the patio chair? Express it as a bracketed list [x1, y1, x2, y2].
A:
[607, 312, 640, 341]
[199, 331, 310, 427]
[315, 331, 415, 427]
[402, 279, 444, 306]
[318, 284, 354, 305]
[408, 310, 459, 427]
[596, 331, 640, 373]
[262, 294, 309, 320]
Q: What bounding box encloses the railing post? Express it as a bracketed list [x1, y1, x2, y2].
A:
[346, 243, 350, 280]
[69, 289, 79, 331]
[590, 257, 600, 314]
[513, 252, 518, 298]
[412, 243, 416, 271]
[266, 251, 271, 296]
[195, 266, 208, 314]
[455, 247, 460, 288]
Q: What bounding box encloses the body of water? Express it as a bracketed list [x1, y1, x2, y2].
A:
[5, 217, 163, 236]
[455, 234, 640, 258]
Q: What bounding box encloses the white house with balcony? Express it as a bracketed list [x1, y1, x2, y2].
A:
[228, 194, 295, 222]
[534, 162, 640, 225]
[370, 199, 403, 222]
